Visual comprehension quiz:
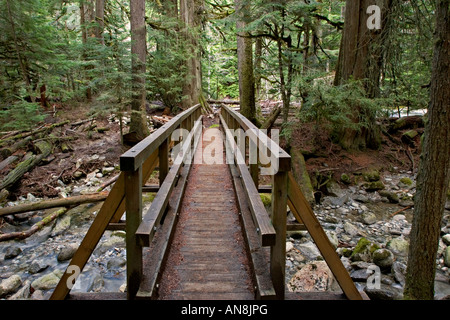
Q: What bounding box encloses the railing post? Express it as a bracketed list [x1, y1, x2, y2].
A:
[249, 137, 258, 188]
[125, 166, 143, 299]
[270, 169, 288, 300]
[159, 139, 169, 186]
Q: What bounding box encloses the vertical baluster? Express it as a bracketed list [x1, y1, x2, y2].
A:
[270, 170, 288, 300]
[159, 139, 169, 186]
[125, 166, 143, 299]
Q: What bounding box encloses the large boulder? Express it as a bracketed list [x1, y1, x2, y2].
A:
[288, 261, 334, 292]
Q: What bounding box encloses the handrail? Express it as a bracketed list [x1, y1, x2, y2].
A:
[220, 106, 291, 299]
[120, 104, 202, 172]
[221, 105, 291, 173]
[120, 104, 202, 299]
[219, 113, 276, 247]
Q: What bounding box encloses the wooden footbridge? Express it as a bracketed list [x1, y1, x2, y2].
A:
[50, 104, 364, 300]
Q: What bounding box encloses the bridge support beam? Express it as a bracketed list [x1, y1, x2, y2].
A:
[270, 170, 288, 300]
[125, 167, 143, 300]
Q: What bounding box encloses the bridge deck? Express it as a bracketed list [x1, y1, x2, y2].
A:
[154, 126, 255, 300]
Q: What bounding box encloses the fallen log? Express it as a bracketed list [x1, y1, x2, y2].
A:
[0, 192, 108, 217]
[0, 120, 69, 148]
[0, 136, 33, 159]
[0, 140, 52, 191]
[261, 106, 282, 130]
[0, 155, 19, 172]
[207, 99, 240, 105]
[0, 207, 68, 242]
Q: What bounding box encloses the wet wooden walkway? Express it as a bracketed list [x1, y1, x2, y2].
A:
[156, 128, 254, 299]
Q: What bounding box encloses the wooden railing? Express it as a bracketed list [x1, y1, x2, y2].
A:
[119, 104, 202, 299]
[50, 103, 363, 301]
[219, 105, 291, 299]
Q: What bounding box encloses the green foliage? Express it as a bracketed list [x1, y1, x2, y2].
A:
[0, 100, 46, 131]
[298, 79, 389, 136]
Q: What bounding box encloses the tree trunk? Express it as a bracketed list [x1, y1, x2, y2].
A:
[5, 0, 35, 103]
[180, 0, 203, 110]
[235, 0, 257, 125]
[404, 0, 450, 300]
[95, 0, 105, 45]
[334, 0, 390, 150]
[130, 0, 150, 140]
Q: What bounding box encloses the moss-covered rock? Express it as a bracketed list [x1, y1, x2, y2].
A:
[350, 237, 380, 262]
[399, 177, 413, 186]
[378, 190, 400, 203]
[260, 194, 272, 207]
[364, 181, 385, 192]
[363, 170, 380, 182]
[372, 248, 395, 269]
[340, 173, 352, 185]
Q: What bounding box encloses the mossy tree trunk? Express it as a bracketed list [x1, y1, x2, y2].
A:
[180, 0, 204, 110]
[235, 0, 257, 125]
[334, 0, 391, 150]
[130, 0, 150, 140]
[404, 0, 450, 300]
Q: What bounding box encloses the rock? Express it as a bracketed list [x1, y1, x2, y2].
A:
[288, 261, 334, 292]
[4, 246, 22, 260]
[340, 173, 352, 185]
[8, 280, 31, 300]
[444, 247, 450, 268]
[365, 284, 403, 300]
[29, 260, 49, 274]
[362, 211, 378, 225]
[372, 249, 395, 269]
[31, 269, 63, 291]
[57, 243, 78, 262]
[107, 257, 127, 270]
[73, 171, 84, 179]
[351, 237, 380, 262]
[344, 221, 360, 236]
[0, 275, 22, 298]
[386, 236, 409, 257]
[286, 241, 294, 253]
[354, 195, 370, 203]
[350, 268, 371, 281]
[102, 167, 115, 175]
[363, 170, 380, 182]
[364, 181, 385, 192]
[325, 230, 339, 249]
[392, 261, 407, 286]
[401, 130, 418, 145]
[297, 241, 322, 260]
[51, 214, 72, 237]
[378, 190, 399, 204]
[442, 234, 450, 246]
[399, 177, 413, 186]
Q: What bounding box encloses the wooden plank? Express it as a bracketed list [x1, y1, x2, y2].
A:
[228, 162, 276, 300]
[219, 113, 276, 247]
[125, 167, 143, 300]
[270, 170, 288, 300]
[136, 117, 202, 247]
[121, 104, 200, 171]
[287, 172, 363, 300]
